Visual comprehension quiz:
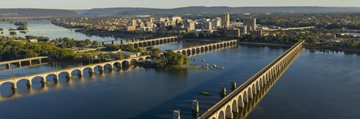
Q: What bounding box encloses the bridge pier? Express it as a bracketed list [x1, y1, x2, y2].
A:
[192, 99, 200, 118]
[173, 109, 181, 119]
[5, 63, 11, 69]
[231, 82, 237, 91]
[220, 87, 227, 98]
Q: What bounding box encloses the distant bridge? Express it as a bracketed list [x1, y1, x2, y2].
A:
[0, 56, 48, 70]
[101, 36, 179, 48]
[0, 55, 150, 89]
[194, 40, 304, 119]
[127, 36, 179, 48]
[173, 40, 238, 57]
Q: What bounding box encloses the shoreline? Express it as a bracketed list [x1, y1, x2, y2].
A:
[239, 41, 360, 53]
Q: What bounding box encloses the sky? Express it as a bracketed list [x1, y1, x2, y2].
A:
[1, 0, 360, 9]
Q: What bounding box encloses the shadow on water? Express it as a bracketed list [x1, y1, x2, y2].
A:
[0, 64, 139, 102]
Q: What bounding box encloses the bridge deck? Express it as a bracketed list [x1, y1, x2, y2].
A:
[0, 56, 48, 65]
[198, 40, 304, 119]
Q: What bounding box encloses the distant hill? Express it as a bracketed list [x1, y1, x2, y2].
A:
[2, 7, 360, 17]
[0, 8, 79, 17]
[83, 7, 155, 16]
[82, 6, 360, 16]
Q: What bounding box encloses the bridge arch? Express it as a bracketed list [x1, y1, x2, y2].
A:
[31, 76, 45, 87]
[181, 50, 187, 56]
[94, 65, 104, 73]
[218, 111, 225, 119]
[200, 47, 205, 53]
[45, 74, 58, 84]
[16, 79, 31, 89]
[232, 99, 238, 113]
[104, 63, 113, 71]
[83, 67, 93, 76]
[71, 69, 82, 77]
[155, 40, 160, 45]
[192, 48, 196, 55]
[196, 48, 200, 54]
[248, 87, 253, 99]
[138, 42, 143, 47]
[1, 82, 16, 90]
[225, 105, 232, 119]
[122, 60, 130, 67]
[58, 71, 70, 80]
[130, 59, 137, 65]
[187, 49, 191, 56]
[238, 95, 244, 108]
[113, 62, 121, 69]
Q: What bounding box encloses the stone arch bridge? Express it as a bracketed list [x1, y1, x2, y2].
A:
[0, 55, 150, 90]
[196, 40, 304, 119]
[173, 40, 238, 57]
[128, 36, 179, 48]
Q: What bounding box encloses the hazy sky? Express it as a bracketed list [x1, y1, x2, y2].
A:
[1, 0, 360, 9]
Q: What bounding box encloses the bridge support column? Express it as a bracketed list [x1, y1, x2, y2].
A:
[19, 62, 22, 68]
[11, 83, 17, 90]
[6, 63, 11, 69]
[192, 99, 199, 118]
[173, 109, 181, 119]
[220, 87, 227, 98]
[231, 82, 237, 91]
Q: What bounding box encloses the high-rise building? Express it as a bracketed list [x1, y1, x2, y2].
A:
[204, 21, 213, 31]
[240, 26, 248, 35]
[184, 20, 195, 31]
[223, 13, 231, 28]
[244, 17, 257, 31]
[252, 18, 257, 30]
[213, 17, 222, 28]
[172, 16, 182, 25]
[131, 19, 137, 27]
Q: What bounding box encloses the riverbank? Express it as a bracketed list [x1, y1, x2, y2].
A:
[239, 41, 360, 54]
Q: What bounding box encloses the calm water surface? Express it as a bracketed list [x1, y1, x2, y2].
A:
[1, 44, 358, 119]
[0, 20, 122, 42]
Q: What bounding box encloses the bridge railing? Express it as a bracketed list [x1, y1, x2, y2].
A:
[0, 55, 150, 83]
[0, 56, 48, 65]
[198, 40, 304, 119]
[126, 36, 178, 44]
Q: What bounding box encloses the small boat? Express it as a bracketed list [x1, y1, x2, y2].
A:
[201, 59, 206, 62]
[199, 92, 211, 96]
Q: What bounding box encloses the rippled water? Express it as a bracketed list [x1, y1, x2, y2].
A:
[0, 44, 288, 119]
[0, 21, 359, 119]
[0, 20, 122, 42]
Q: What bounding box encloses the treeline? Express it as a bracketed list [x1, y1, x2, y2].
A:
[239, 31, 360, 49]
[0, 39, 74, 61]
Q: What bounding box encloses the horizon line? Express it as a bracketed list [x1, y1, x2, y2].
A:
[1, 5, 360, 10]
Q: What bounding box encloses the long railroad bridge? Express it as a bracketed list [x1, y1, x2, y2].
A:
[101, 36, 179, 48]
[0, 56, 48, 69]
[188, 40, 304, 119]
[173, 40, 238, 57]
[0, 55, 150, 89]
[128, 36, 179, 48]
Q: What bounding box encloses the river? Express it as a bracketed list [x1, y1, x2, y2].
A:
[1, 21, 360, 119]
[0, 20, 123, 42]
[0, 44, 359, 119]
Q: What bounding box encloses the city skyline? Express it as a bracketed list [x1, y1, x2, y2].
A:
[1, 0, 360, 9]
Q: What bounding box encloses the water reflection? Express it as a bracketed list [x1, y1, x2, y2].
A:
[0, 66, 142, 102]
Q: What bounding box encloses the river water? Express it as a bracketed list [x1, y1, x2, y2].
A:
[0, 20, 123, 42]
[0, 44, 359, 119]
[1, 21, 360, 119]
